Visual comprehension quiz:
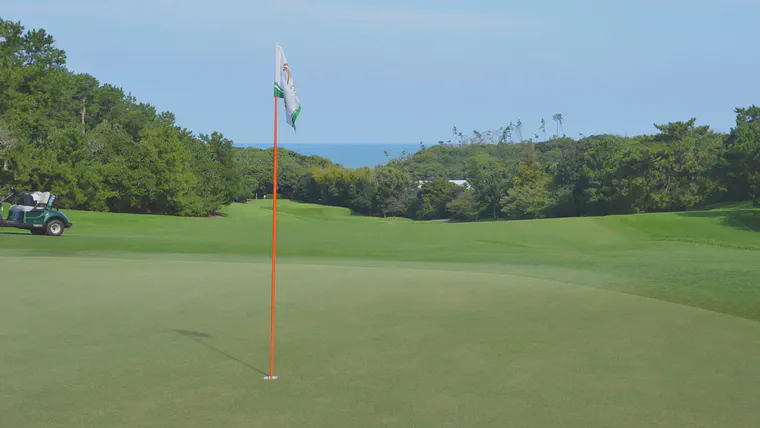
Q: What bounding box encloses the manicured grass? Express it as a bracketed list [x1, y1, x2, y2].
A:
[1, 201, 759, 427]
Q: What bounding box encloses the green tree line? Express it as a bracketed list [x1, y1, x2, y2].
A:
[0, 18, 332, 215]
[2, 18, 758, 221]
[287, 114, 759, 221]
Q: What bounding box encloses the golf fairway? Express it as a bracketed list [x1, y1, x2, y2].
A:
[1, 201, 759, 427]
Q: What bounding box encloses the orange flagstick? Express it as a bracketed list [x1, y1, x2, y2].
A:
[266, 95, 279, 380]
[266, 77, 280, 381]
[267, 42, 299, 380]
[264, 42, 279, 380]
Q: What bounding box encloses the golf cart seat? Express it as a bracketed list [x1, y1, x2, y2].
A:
[9, 204, 35, 212]
[7, 204, 33, 222]
[7, 192, 53, 222]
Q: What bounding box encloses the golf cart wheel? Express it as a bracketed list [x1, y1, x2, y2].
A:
[45, 219, 65, 237]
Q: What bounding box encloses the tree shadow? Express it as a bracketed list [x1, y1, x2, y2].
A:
[171, 329, 268, 376]
[0, 230, 29, 235]
[677, 209, 759, 232]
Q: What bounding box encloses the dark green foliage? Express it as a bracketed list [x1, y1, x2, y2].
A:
[501, 144, 554, 219]
[358, 114, 756, 222]
[725, 106, 760, 205]
[0, 18, 338, 216]
[0, 19, 202, 214]
[446, 189, 479, 221]
[408, 178, 459, 220]
[465, 154, 513, 219]
[374, 165, 417, 218]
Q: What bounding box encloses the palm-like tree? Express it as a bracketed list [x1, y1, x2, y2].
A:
[553, 113, 564, 137]
[539, 118, 547, 141]
[499, 127, 509, 144]
[515, 119, 524, 142]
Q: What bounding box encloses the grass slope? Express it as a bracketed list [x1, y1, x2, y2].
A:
[1, 201, 759, 427]
[3, 200, 759, 320]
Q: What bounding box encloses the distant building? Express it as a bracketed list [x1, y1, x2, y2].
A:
[448, 180, 471, 188]
[417, 179, 471, 189]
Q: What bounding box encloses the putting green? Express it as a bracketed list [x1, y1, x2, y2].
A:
[2, 256, 759, 427]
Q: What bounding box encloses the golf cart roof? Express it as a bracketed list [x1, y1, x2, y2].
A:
[33, 192, 52, 203]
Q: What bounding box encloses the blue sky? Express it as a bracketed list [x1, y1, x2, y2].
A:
[3, 0, 760, 144]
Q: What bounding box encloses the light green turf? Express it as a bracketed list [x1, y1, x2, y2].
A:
[1, 201, 759, 427]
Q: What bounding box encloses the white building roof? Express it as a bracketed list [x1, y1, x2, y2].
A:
[416, 179, 471, 188]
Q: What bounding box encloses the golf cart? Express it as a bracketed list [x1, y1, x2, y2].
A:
[0, 187, 72, 236]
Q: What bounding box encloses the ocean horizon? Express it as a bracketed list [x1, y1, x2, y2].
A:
[236, 143, 424, 168]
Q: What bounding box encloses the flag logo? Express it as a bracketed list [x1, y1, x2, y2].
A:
[275, 44, 301, 129]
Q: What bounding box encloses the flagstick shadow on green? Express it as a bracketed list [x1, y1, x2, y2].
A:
[171, 329, 268, 377]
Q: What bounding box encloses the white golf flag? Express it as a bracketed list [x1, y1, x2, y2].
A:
[274, 43, 301, 130]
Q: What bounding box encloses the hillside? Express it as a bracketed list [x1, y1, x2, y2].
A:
[3, 201, 759, 321]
